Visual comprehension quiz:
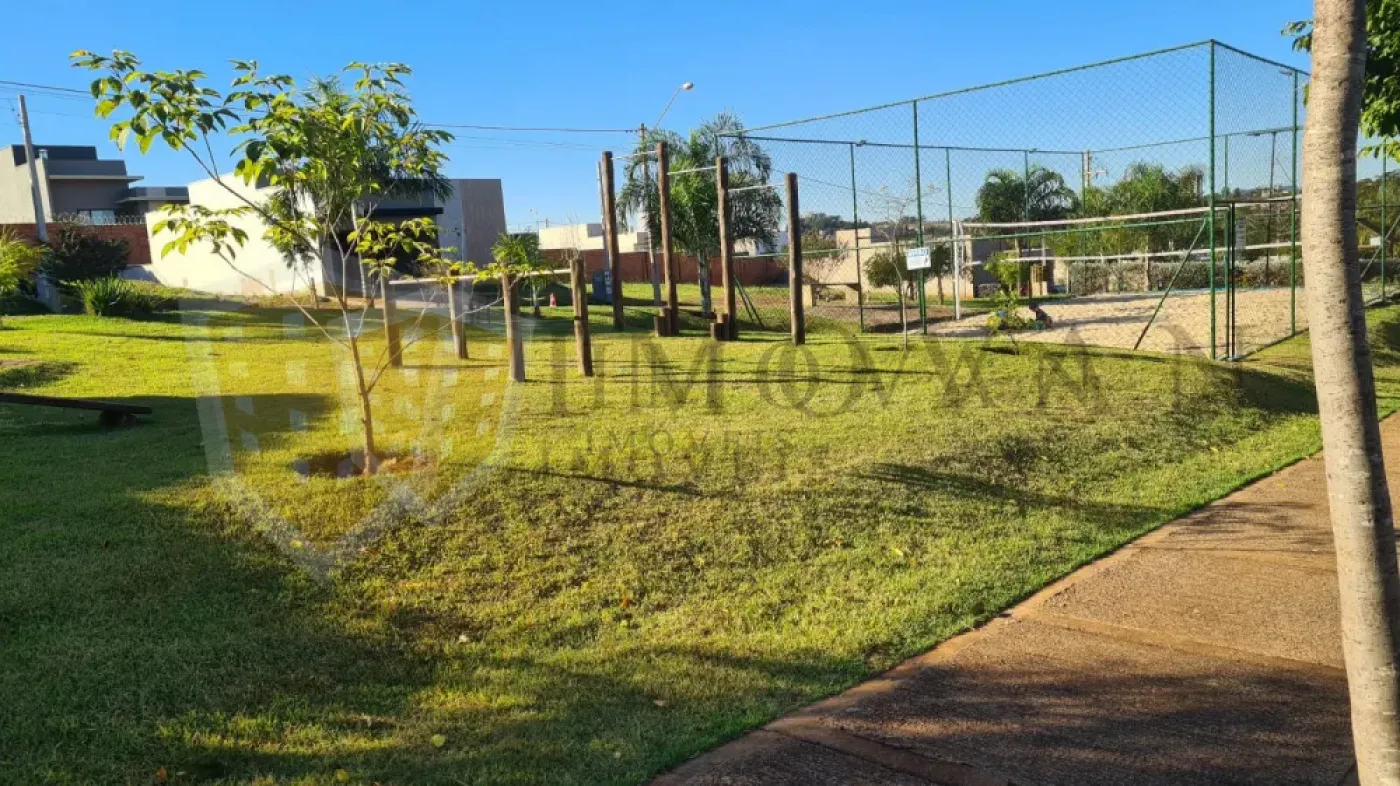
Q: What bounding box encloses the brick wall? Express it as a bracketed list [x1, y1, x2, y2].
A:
[549, 249, 787, 287]
[2, 223, 152, 267]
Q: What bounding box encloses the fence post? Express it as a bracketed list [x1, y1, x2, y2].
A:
[946, 148, 958, 319]
[787, 173, 805, 346]
[657, 141, 679, 335]
[601, 151, 625, 330]
[1207, 41, 1218, 360]
[850, 142, 864, 334]
[502, 272, 525, 382]
[716, 155, 737, 340]
[570, 257, 593, 376]
[447, 278, 468, 360]
[913, 100, 927, 333]
[1383, 149, 1389, 301]
[382, 275, 403, 368]
[1022, 148, 1031, 300]
[1290, 69, 1300, 333]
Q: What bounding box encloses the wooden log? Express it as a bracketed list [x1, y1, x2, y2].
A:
[0, 391, 152, 415]
[658, 142, 679, 336]
[446, 280, 468, 360]
[382, 276, 403, 367]
[601, 151, 625, 330]
[787, 173, 805, 346]
[570, 258, 594, 376]
[716, 156, 738, 341]
[502, 272, 525, 382]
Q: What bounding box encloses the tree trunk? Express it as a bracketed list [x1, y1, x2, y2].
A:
[346, 332, 378, 475]
[1304, 3, 1400, 782]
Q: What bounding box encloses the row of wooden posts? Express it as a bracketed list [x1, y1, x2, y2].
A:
[374, 142, 806, 384]
[599, 143, 806, 346]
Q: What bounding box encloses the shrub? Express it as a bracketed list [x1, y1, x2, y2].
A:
[984, 290, 1033, 335]
[39, 225, 130, 288]
[864, 250, 913, 299]
[70, 277, 180, 318]
[0, 230, 43, 327]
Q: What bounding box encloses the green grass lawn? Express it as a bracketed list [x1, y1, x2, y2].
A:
[4, 301, 1400, 785]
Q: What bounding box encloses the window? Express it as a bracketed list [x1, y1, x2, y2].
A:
[76, 209, 117, 225]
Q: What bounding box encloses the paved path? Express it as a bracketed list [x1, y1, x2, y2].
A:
[651, 419, 1399, 785]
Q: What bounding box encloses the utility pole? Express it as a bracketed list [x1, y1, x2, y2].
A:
[18, 96, 47, 242]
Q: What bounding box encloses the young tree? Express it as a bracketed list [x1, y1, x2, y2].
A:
[73, 51, 479, 474]
[492, 233, 550, 317]
[0, 230, 42, 328]
[1298, 2, 1400, 782]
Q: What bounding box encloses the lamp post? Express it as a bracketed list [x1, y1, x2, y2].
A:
[641, 82, 693, 306]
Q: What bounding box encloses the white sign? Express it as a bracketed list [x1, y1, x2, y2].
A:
[1234, 218, 1247, 254]
[906, 246, 932, 271]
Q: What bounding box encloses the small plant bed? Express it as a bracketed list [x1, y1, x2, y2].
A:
[294, 449, 433, 479]
[984, 292, 1055, 336]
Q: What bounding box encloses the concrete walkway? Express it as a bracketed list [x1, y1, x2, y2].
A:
[651, 420, 1398, 785]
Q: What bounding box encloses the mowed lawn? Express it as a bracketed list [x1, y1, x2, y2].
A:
[4, 300, 1400, 785]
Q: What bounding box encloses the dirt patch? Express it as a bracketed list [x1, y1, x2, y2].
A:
[293, 449, 433, 479]
[925, 287, 1306, 357]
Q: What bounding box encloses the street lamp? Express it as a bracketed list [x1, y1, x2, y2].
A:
[655, 81, 695, 129]
[641, 81, 694, 305]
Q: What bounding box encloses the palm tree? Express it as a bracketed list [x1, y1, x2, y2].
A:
[975, 167, 1077, 291]
[619, 113, 781, 317]
[1301, 3, 1400, 782]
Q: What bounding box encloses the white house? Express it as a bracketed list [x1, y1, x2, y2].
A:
[130, 176, 507, 297]
[538, 222, 651, 253]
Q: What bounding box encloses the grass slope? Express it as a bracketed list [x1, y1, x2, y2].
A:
[3, 302, 1400, 785]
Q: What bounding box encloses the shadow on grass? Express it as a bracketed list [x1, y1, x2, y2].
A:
[0, 359, 77, 389]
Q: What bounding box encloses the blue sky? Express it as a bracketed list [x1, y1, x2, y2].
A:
[0, 0, 1313, 230]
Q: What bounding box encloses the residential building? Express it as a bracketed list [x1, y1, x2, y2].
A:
[0, 144, 188, 225]
[538, 222, 651, 253]
[135, 176, 507, 297]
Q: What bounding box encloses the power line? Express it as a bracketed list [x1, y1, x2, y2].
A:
[0, 79, 87, 95]
[427, 122, 633, 134]
[0, 77, 637, 134]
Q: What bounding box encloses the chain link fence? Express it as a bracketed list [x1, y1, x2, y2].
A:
[710, 40, 1395, 359]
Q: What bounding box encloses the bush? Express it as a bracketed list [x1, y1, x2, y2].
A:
[39, 225, 130, 288]
[70, 277, 180, 318]
[0, 230, 43, 325]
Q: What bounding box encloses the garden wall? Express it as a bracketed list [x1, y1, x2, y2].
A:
[549, 249, 787, 286]
[1, 223, 152, 267]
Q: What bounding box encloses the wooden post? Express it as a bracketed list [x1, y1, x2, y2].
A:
[502, 272, 525, 382]
[446, 279, 468, 360]
[716, 155, 737, 340]
[382, 275, 403, 367]
[657, 141, 679, 335]
[601, 151, 624, 331]
[570, 257, 593, 376]
[787, 173, 804, 346]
